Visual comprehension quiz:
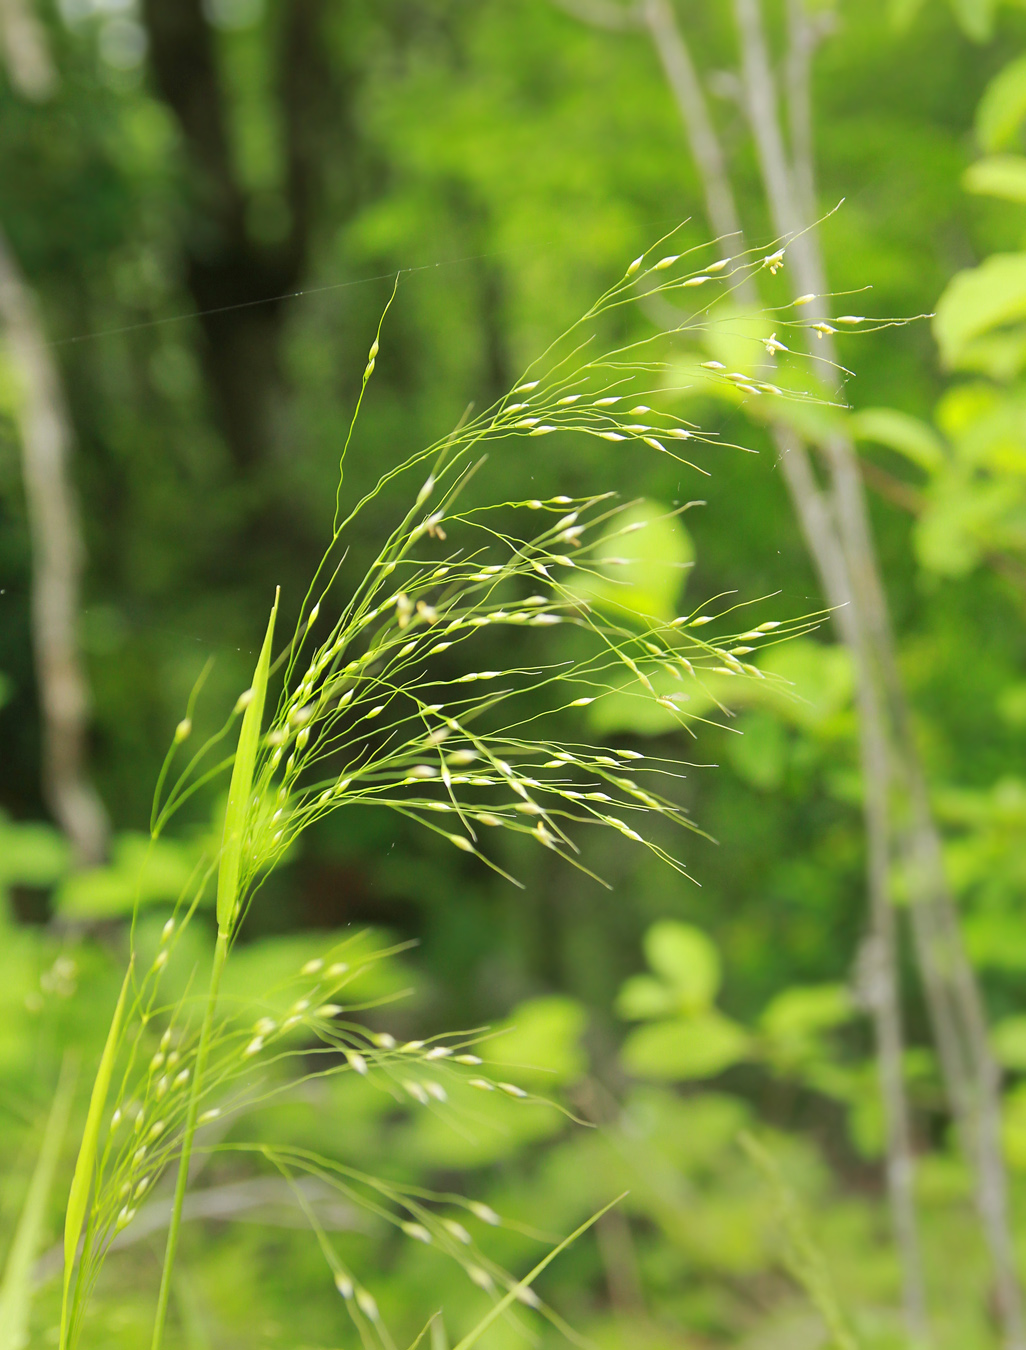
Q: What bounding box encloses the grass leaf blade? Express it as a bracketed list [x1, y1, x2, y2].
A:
[216, 589, 279, 934]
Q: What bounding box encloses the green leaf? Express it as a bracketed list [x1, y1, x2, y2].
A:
[761, 984, 854, 1042]
[934, 254, 1026, 369]
[217, 591, 279, 935]
[0, 815, 71, 887]
[571, 500, 693, 621]
[1003, 1082, 1026, 1169]
[850, 407, 946, 474]
[761, 985, 855, 1071]
[992, 1015, 1026, 1070]
[948, 0, 995, 41]
[616, 973, 681, 1020]
[977, 54, 1026, 152]
[55, 834, 200, 919]
[643, 920, 720, 1011]
[60, 960, 133, 1350]
[725, 711, 788, 792]
[964, 154, 1026, 204]
[758, 641, 854, 728]
[622, 1012, 751, 1080]
[486, 996, 588, 1086]
[888, 0, 926, 28]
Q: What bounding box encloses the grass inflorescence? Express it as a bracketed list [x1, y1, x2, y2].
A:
[56, 231, 854, 1350]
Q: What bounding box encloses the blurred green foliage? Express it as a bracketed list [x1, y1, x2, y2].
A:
[8, 0, 1026, 1346]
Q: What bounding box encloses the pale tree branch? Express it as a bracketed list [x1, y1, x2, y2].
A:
[0, 232, 108, 865]
[775, 426, 931, 1346]
[734, 1, 1022, 1343]
[550, 0, 640, 30]
[640, 0, 746, 266]
[784, 0, 817, 223]
[0, 14, 107, 865]
[580, 0, 933, 1337]
[0, 0, 54, 101]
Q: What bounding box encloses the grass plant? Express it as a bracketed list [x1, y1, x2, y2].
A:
[54, 232, 869, 1350]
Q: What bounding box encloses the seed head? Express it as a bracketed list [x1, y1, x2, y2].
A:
[469, 1201, 501, 1225]
[444, 1219, 472, 1244]
[356, 1289, 379, 1321]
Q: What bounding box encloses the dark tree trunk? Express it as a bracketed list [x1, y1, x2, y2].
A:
[141, 0, 337, 469]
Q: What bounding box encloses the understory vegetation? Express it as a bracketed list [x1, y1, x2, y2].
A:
[6, 2, 1026, 1349]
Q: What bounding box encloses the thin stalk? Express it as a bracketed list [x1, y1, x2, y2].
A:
[150, 929, 228, 1350]
[732, 2, 1022, 1340]
[151, 593, 278, 1350]
[0, 224, 107, 863]
[624, 2, 933, 1337]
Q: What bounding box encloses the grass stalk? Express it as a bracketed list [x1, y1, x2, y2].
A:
[151, 593, 279, 1350]
[149, 928, 228, 1350]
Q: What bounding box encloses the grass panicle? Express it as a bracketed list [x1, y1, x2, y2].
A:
[57, 234, 864, 1350]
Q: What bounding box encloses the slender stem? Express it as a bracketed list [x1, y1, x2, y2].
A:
[150, 929, 229, 1350]
[626, 1, 934, 1336]
[0, 224, 107, 863]
[732, 1, 1022, 1341]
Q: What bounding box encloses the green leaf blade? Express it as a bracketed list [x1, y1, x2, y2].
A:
[216, 590, 279, 935]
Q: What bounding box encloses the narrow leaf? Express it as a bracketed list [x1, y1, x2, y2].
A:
[0, 1056, 77, 1350]
[216, 590, 279, 935]
[60, 962, 133, 1350]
